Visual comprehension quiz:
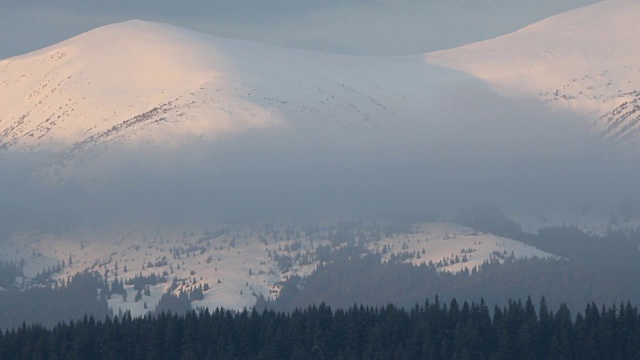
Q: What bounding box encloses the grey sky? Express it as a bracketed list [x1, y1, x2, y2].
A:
[0, 0, 599, 59]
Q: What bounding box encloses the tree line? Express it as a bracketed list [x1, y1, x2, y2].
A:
[0, 272, 111, 330]
[265, 249, 640, 313]
[1, 297, 639, 359]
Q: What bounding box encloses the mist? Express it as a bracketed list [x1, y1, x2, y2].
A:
[1, 84, 636, 230]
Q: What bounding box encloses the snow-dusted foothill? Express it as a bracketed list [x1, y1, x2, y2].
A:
[0, 220, 555, 313]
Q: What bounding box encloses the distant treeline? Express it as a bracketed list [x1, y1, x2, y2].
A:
[265, 253, 640, 314]
[455, 204, 640, 267]
[0, 272, 111, 330]
[0, 260, 22, 289]
[1, 298, 639, 359]
[265, 207, 640, 312]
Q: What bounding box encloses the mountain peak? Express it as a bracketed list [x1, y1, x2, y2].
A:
[0, 20, 273, 155]
[0, 19, 459, 166]
[426, 0, 640, 140]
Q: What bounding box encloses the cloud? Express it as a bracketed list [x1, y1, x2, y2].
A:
[1, 78, 634, 229]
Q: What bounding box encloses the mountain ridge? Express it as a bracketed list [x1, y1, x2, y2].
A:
[4, 3, 634, 167]
[426, 0, 640, 140]
[0, 20, 466, 159]
[0, 20, 278, 155]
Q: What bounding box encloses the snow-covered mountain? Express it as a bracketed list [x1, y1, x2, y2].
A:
[1, 3, 636, 178]
[2, 1, 639, 154]
[0, 21, 266, 151]
[427, 0, 640, 141]
[0, 20, 467, 160]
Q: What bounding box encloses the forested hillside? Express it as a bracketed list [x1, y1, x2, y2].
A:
[266, 255, 640, 314]
[265, 221, 640, 312]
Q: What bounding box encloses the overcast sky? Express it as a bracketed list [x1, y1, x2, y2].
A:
[0, 0, 599, 59]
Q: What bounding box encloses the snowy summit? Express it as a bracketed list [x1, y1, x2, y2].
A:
[427, 0, 640, 141]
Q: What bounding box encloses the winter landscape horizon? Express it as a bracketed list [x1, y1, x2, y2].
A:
[1, 1, 640, 358]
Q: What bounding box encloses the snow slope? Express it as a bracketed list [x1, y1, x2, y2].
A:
[426, 0, 640, 141]
[0, 220, 555, 314]
[0, 20, 465, 163]
[0, 222, 332, 314]
[0, 21, 276, 152]
[369, 222, 555, 273]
